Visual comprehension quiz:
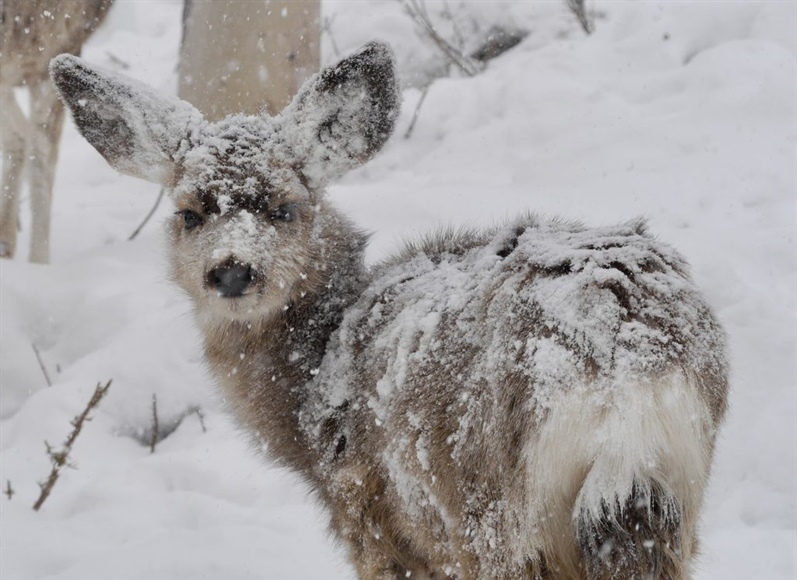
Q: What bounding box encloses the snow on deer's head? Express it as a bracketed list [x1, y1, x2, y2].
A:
[50, 42, 400, 322]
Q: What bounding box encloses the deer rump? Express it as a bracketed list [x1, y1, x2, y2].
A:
[50, 41, 727, 579]
[306, 216, 726, 577]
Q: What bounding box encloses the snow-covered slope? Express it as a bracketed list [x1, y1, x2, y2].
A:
[1, 1, 794, 578]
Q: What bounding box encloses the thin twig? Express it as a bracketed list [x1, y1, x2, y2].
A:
[404, 86, 430, 139]
[31, 343, 52, 388]
[398, 0, 483, 77]
[5, 481, 14, 500]
[566, 0, 593, 35]
[149, 394, 159, 454]
[192, 407, 207, 433]
[132, 404, 207, 448]
[105, 51, 131, 70]
[441, 0, 465, 51]
[128, 187, 166, 241]
[32, 380, 112, 511]
[321, 15, 341, 59]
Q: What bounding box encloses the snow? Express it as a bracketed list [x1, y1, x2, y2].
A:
[1, 1, 795, 579]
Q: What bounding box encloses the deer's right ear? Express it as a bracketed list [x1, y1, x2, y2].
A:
[277, 41, 400, 189]
[50, 55, 203, 186]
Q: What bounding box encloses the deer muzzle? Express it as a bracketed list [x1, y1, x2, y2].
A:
[207, 261, 255, 298]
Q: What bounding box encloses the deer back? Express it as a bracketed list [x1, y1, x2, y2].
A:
[301, 215, 727, 573]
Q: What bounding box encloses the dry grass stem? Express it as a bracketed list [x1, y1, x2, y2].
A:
[32, 380, 112, 511]
[31, 343, 52, 387]
[134, 404, 207, 449]
[404, 86, 430, 139]
[128, 187, 165, 241]
[322, 15, 341, 59]
[567, 0, 594, 34]
[191, 407, 207, 433]
[149, 393, 159, 454]
[398, 0, 483, 77]
[105, 51, 130, 69]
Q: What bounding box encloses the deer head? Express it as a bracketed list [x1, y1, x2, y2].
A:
[50, 42, 400, 323]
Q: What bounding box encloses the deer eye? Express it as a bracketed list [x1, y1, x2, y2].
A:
[178, 210, 203, 230]
[270, 203, 296, 223]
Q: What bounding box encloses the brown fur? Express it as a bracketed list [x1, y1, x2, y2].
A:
[0, 0, 113, 262]
[51, 43, 728, 579]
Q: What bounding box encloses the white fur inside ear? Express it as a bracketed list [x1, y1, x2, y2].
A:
[114, 94, 203, 184]
[51, 54, 205, 186]
[274, 42, 400, 189]
[279, 85, 377, 188]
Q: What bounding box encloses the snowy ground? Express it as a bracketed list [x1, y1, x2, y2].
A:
[1, 1, 795, 578]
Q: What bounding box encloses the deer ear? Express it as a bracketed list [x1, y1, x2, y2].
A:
[50, 55, 203, 186]
[278, 41, 401, 189]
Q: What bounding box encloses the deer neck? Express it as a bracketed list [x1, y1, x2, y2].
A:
[199, 218, 369, 476]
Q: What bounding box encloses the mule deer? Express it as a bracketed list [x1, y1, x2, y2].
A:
[51, 42, 728, 579]
[0, 0, 113, 263]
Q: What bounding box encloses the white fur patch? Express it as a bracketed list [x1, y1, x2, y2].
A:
[520, 370, 713, 554]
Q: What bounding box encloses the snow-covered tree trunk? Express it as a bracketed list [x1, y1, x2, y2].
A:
[179, 0, 320, 120]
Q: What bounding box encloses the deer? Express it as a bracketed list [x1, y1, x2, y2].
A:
[50, 42, 728, 579]
[0, 0, 114, 263]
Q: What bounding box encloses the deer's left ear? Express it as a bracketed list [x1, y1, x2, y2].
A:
[50, 54, 204, 186]
[278, 41, 401, 189]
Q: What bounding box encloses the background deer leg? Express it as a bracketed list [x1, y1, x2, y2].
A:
[27, 79, 66, 264]
[0, 84, 27, 259]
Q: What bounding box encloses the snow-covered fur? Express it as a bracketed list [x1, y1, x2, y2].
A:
[50, 42, 728, 579]
[0, 0, 114, 263]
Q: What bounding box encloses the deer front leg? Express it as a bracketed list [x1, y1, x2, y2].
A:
[349, 534, 437, 580]
[352, 548, 409, 580]
[332, 467, 435, 580]
[0, 84, 27, 260]
[27, 80, 66, 264]
[335, 500, 412, 579]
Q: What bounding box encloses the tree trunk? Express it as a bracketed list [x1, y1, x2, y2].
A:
[179, 0, 320, 120]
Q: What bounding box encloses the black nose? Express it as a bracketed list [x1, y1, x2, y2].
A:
[207, 263, 254, 297]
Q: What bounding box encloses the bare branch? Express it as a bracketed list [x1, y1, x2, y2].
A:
[132, 403, 207, 448]
[105, 51, 131, 70]
[441, 0, 465, 51]
[31, 343, 52, 387]
[191, 406, 207, 433]
[566, 0, 593, 35]
[404, 86, 430, 139]
[149, 393, 159, 454]
[321, 15, 341, 59]
[128, 188, 166, 241]
[398, 0, 483, 77]
[33, 380, 112, 511]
